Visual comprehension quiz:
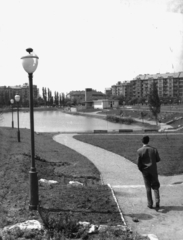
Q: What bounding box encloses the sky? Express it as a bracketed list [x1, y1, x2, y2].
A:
[0, 0, 183, 95]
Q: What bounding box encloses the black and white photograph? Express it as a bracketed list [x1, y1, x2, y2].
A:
[0, 0, 183, 239]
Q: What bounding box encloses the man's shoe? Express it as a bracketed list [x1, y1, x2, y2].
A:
[155, 203, 160, 209]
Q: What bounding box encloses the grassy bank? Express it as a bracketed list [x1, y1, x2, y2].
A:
[97, 108, 183, 128]
[0, 127, 148, 240]
[74, 133, 183, 176]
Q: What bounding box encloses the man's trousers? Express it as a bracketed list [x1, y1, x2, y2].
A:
[142, 170, 160, 207]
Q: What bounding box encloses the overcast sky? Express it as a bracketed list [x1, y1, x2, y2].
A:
[0, 0, 183, 95]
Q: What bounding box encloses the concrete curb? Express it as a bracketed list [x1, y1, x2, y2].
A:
[108, 184, 159, 240]
[107, 184, 127, 226]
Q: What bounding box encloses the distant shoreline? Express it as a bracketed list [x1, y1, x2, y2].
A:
[0, 106, 62, 113]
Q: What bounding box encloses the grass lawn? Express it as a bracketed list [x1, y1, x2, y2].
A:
[0, 127, 149, 240]
[74, 133, 183, 176]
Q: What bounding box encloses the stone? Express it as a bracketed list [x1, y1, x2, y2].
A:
[39, 179, 58, 184]
[69, 181, 83, 186]
[3, 220, 43, 233]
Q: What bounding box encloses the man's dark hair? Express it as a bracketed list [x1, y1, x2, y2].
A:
[142, 135, 149, 144]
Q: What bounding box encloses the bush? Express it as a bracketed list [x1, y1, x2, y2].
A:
[38, 208, 87, 239]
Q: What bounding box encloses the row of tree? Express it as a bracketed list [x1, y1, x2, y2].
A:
[41, 87, 65, 106]
[0, 87, 69, 108]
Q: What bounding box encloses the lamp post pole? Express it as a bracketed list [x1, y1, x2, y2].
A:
[10, 99, 14, 128]
[17, 101, 20, 141]
[29, 72, 38, 210]
[15, 95, 21, 142]
[21, 48, 39, 210]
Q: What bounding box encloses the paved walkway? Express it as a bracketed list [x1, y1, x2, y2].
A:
[53, 133, 183, 240]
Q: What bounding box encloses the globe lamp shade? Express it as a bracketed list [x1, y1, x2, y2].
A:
[15, 95, 20, 102]
[21, 53, 39, 74]
[10, 99, 14, 104]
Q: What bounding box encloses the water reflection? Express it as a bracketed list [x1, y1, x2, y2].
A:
[0, 110, 143, 132]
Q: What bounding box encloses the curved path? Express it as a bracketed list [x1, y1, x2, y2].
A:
[53, 133, 183, 240]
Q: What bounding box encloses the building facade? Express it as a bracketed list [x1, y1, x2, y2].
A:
[93, 99, 119, 109]
[0, 83, 39, 106]
[111, 81, 131, 98]
[67, 89, 105, 104]
[111, 72, 183, 101]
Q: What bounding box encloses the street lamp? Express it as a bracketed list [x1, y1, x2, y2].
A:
[15, 95, 21, 142]
[21, 48, 39, 210]
[10, 99, 14, 128]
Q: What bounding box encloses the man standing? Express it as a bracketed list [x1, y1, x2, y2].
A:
[137, 135, 161, 209]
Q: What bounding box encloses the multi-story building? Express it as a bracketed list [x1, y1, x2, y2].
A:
[67, 89, 105, 104]
[111, 72, 183, 101]
[105, 88, 112, 98]
[0, 83, 39, 105]
[111, 81, 130, 97]
[134, 72, 183, 99]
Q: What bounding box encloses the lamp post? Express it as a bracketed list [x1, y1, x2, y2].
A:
[10, 99, 14, 128]
[15, 95, 21, 142]
[21, 48, 39, 210]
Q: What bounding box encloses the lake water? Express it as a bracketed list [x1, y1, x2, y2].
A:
[0, 110, 143, 132]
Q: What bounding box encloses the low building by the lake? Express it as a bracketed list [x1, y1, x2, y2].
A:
[93, 99, 119, 109]
[67, 88, 105, 105]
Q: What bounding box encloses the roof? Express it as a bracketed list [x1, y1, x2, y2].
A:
[68, 90, 104, 96]
[9, 86, 22, 89]
[134, 74, 146, 80]
[135, 72, 183, 80]
[93, 99, 119, 102]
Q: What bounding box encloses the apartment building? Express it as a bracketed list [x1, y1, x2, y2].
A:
[0, 83, 39, 105]
[111, 81, 130, 97]
[111, 72, 183, 100]
[135, 72, 183, 99]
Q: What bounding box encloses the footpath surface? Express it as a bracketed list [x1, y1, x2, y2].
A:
[54, 133, 183, 240]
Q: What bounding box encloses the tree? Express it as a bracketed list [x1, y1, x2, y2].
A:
[47, 88, 52, 106]
[116, 94, 125, 105]
[54, 91, 59, 106]
[42, 87, 46, 106]
[62, 93, 66, 106]
[148, 82, 161, 125]
[59, 94, 62, 107]
[44, 88, 46, 104]
[37, 97, 44, 106]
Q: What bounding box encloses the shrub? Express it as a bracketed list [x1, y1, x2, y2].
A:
[106, 115, 135, 124]
[38, 208, 87, 239]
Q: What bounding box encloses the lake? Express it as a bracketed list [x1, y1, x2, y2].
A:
[0, 110, 144, 132]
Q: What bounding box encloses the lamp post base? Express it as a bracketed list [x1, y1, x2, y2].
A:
[29, 170, 39, 210]
[12, 121, 14, 128]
